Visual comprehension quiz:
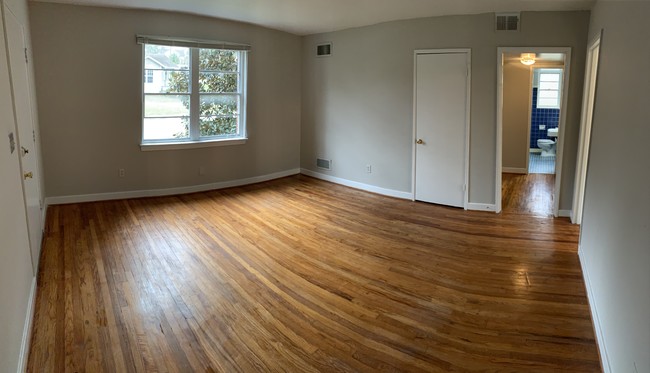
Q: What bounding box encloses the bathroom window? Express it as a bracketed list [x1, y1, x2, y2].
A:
[537, 69, 563, 109]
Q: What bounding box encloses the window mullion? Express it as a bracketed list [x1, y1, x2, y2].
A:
[190, 48, 200, 140]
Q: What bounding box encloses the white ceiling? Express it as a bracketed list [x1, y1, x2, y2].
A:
[30, 0, 595, 35]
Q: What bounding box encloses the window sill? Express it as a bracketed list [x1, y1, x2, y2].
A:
[140, 138, 247, 151]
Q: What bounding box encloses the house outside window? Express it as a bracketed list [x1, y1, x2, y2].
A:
[138, 35, 249, 149]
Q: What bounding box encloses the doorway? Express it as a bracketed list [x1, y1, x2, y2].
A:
[496, 47, 572, 216]
[572, 34, 601, 224]
[412, 49, 470, 208]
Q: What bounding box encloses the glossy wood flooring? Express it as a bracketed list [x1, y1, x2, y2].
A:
[502, 173, 555, 217]
[28, 175, 600, 372]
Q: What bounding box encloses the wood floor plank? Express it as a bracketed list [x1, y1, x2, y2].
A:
[27, 175, 601, 372]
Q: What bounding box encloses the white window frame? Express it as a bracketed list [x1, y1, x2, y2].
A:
[137, 35, 250, 151]
[536, 69, 563, 109]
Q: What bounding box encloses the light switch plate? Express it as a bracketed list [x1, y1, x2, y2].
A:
[8, 132, 15, 154]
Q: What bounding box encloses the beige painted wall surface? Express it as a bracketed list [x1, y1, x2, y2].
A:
[0, 0, 35, 371]
[580, 2, 650, 372]
[29, 3, 301, 198]
[502, 61, 531, 171]
[301, 11, 588, 207]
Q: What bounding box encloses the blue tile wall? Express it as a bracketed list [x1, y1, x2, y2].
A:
[530, 88, 560, 149]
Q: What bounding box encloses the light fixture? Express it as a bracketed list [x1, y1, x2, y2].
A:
[520, 53, 536, 65]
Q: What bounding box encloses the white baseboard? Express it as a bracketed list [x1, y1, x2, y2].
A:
[578, 247, 611, 373]
[17, 277, 37, 373]
[558, 209, 572, 218]
[45, 169, 301, 205]
[466, 203, 497, 212]
[502, 167, 527, 174]
[300, 168, 413, 200]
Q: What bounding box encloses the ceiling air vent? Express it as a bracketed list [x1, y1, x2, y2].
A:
[495, 12, 520, 31]
[316, 158, 332, 170]
[316, 43, 332, 57]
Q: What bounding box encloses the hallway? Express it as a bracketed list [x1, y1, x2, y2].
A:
[502, 173, 555, 217]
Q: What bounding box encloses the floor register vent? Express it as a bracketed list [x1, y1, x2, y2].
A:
[316, 158, 332, 170]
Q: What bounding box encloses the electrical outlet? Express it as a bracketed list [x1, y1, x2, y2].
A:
[366, 164, 372, 174]
[118, 168, 125, 178]
[539, 124, 546, 130]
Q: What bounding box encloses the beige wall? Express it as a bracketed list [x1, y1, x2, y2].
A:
[502, 61, 531, 171]
[301, 11, 589, 207]
[0, 0, 37, 370]
[29, 3, 302, 198]
[579, 2, 650, 372]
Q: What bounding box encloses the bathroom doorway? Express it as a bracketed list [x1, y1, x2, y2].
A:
[496, 47, 572, 216]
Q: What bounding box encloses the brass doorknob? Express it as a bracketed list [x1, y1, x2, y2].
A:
[23, 172, 33, 179]
[416, 139, 424, 144]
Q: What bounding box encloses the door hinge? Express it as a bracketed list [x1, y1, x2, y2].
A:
[24, 48, 28, 64]
[32, 130, 36, 142]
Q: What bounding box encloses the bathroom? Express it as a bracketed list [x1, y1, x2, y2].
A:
[529, 66, 563, 174]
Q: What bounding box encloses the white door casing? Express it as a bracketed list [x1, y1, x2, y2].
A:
[4, 4, 43, 273]
[413, 50, 470, 208]
[572, 34, 601, 225]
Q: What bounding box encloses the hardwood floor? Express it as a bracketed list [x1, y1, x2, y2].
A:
[27, 175, 600, 372]
[502, 173, 556, 217]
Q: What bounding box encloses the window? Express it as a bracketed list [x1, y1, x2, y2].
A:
[137, 35, 249, 149]
[144, 69, 153, 83]
[537, 69, 562, 109]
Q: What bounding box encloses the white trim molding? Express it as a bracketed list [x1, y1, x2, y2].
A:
[300, 168, 413, 200]
[45, 169, 300, 205]
[467, 203, 497, 212]
[502, 167, 527, 174]
[18, 277, 37, 373]
[578, 247, 612, 373]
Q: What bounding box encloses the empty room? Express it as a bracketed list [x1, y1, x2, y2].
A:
[0, 0, 648, 372]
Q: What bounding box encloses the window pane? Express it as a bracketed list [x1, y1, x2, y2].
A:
[199, 72, 238, 93]
[144, 45, 190, 69]
[538, 98, 559, 107]
[199, 49, 239, 72]
[540, 73, 560, 82]
[143, 117, 189, 140]
[144, 95, 190, 117]
[539, 81, 559, 90]
[199, 95, 238, 117]
[144, 71, 189, 93]
[539, 90, 559, 99]
[200, 116, 238, 137]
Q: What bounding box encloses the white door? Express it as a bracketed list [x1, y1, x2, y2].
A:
[4, 5, 43, 273]
[414, 51, 470, 208]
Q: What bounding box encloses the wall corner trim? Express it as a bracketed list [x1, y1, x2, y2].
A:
[300, 168, 413, 200]
[467, 203, 497, 212]
[18, 277, 37, 373]
[44, 168, 301, 205]
[578, 247, 612, 373]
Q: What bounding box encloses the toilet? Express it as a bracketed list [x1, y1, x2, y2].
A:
[537, 139, 556, 157]
[537, 127, 558, 157]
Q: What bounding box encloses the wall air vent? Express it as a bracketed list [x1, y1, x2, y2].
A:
[316, 158, 332, 170]
[316, 43, 332, 57]
[495, 12, 520, 31]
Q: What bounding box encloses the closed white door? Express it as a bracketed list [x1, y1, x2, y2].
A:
[5, 5, 43, 273]
[414, 51, 469, 208]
